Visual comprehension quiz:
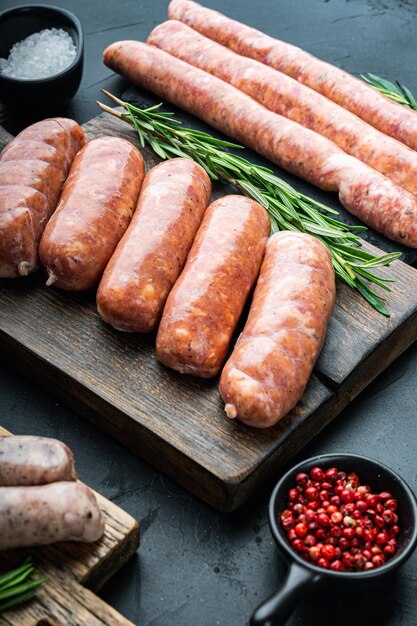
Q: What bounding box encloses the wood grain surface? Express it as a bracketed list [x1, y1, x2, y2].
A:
[1, 114, 417, 512]
[0, 427, 140, 626]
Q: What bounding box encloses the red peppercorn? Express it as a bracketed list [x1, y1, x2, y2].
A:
[292, 503, 305, 515]
[305, 486, 318, 501]
[316, 528, 327, 540]
[363, 549, 372, 560]
[310, 467, 325, 482]
[317, 513, 332, 527]
[338, 537, 350, 550]
[337, 472, 347, 481]
[296, 472, 309, 485]
[385, 499, 398, 511]
[384, 544, 396, 557]
[321, 481, 333, 491]
[292, 539, 305, 552]
[305, 509, 316, 522]
[330, 559, 343, 571]
[379, 491, 392, 502]
[372, 554, 385, 567]
[365, 494, 379, 508]
[309, 501, 319, 511]
[309, 546, 321, 560]
[294, 523, 307, 538]
[317, 557, 329, 569]
[342, 527, 355, 540]
[330, 495, 341, 506]
[321, 544, 336, 561]
[364, 562, 374, 571]
[374, 516, 385, 528]
[331, 512, 343, 524]
[334, 485, 344, 496]
[305, 534, 316, 547]
[325, 468, 338, 481]
[376, 532, 389, 545]
[376, 503, 384, 515]
[330, 525, 342, 538]
[287, 529, 297, 541]
[356, 500, 367, 512]
[353, 553, 366, 570]
[288, 488, 299, 501]
[389, 525, 400, 537]
[319, 490, 329, 501]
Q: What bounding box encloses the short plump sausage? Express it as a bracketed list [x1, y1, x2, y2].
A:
[149, 20, 417, 199]
[156, 195, 270, 378]
[0, 118, 85, 278]
[0, 435, 76, 486]
[0, 482, 104, 550]
[97, 158, 211, 332]
[39, 136, 145, 291]
[103, 41, 417, 247]
[168, 0, 417, 152]
[220, 232, 335, 428]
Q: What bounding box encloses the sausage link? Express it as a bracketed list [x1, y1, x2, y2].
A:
[169, 0, 417, 152]
[97, 158, 211, 332]
[149, 20, 417, 199]
[0, 482, 104, 550]
[0, 118, 85, 278]
[156, 195, 270, 378]
[220, 232, 335, 428]
[39, 136, 145, 291]
[0, 435, 76, 486]
[103, 41, 417, 247]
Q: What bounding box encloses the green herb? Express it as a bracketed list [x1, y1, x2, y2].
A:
[98, 91, 401, 316]
[361, 73, 417, 111]
[0, 557, 46, 613]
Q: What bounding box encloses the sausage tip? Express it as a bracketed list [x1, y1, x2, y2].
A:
[18, 261, 29, 276]
[224, 403, 238, 419]
[45, 272, 58, 287]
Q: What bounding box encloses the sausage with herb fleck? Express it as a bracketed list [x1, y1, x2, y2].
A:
[0, 482, 104, 550]
[220, 231, 335, 428]
[156, 195, 270, 377]
[0, 435, 76, 486]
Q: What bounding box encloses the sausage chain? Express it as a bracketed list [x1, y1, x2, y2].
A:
[169, 0, 417, 152]
[104, 41, 417, 247]
[149, 20, 417, 200]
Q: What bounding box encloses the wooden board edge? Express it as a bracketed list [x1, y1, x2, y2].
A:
[0, 331, 234, 511]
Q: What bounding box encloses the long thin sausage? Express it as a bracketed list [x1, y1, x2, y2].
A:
[169, 0, 417, 152]
[97, 158, 211, 332]
[103, 41, 417, 247]
[0, 118, 85, 278]
[149, 20, 417, 199]
[0, 482, 104, 550]
[220, 232, 335, 428]
[39, 136, 144, 291]
[0, 436, 76, 486]
[156, 195, 270, 378]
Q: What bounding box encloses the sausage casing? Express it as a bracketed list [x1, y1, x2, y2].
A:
[156, 195, 270, 378]
[0, 435, 76, 486]
[0, 482, 104, 550]
[39, 136, 145, 291]
[103, 41, 417, 247]
[168, 0, 417, 152]
[97, 158, 211, 332]
[149, 20, 417, 199]
[0, 118, 85, 278]
[220, 232, 335, 428]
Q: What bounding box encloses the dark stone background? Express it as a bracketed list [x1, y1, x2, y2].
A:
[1, 1, 417, 624]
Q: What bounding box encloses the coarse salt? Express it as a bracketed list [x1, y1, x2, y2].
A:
[0, 28, 77, 80]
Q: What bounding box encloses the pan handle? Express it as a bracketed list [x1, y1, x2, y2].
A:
[250, 561, 319, 626]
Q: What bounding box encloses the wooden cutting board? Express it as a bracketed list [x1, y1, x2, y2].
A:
[0, 427, 140, 626]
[1, 114, 417, 512]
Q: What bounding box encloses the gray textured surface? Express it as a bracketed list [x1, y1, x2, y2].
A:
[1, 0, 417, 624]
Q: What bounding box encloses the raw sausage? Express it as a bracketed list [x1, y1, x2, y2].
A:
[103, 41, 417, 247]
[220, 232, 335, 428]
[97, 158, 211, 332]
[0, 435, 76, 486]
[149, 20, 417, 198]
[0, 118, 85, 278]
[0, 482, 104, 550]
[156, 195, 270, 378]
[169, 0, 417, 152]
[39, 136, 144, 291]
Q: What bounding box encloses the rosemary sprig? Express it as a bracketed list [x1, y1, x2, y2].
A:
[97, 91, 401, 316]
[361, 73, 417, 111]
[0, 557, 46, 613]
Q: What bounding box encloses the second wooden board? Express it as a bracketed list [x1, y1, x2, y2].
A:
[1, 115, 417, 512]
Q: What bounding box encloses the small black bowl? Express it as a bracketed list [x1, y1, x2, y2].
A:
[0, 4, 83, 107]
[250, 453, 417, 626]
